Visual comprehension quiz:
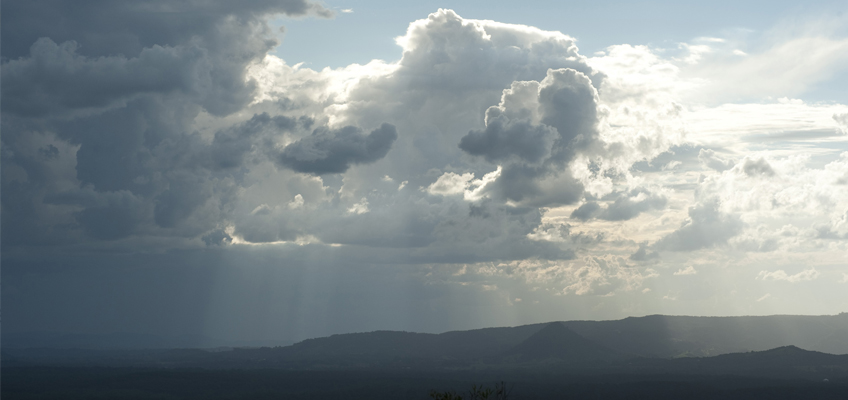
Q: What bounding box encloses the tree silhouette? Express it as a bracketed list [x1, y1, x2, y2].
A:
[430, 381, 511, 400]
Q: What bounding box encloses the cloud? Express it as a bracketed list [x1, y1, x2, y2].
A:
[569, 188, 667, 222]
[673, 266, 697, 275]
[674, 32, 848, 104]
[208, 113, 307, 170]
[74, 191, 148, 240]
[836, 113, 848, 134]
[348, 198, 370, 214]
[629, 243, 660, 261]
[427, 172, 475, 196]
[4, 4, 848, 341]
[153, 171, 216, 228]
[814, 210, 848, 240]
[1, 0, 332, 117]
[2, 38, 206, 117]
[596, 188, 667, 221]
[458, 68, 601, 206]
[654, 199, 743, 251]
[276, 123, 398, 174]
[0, 0, 337, 247]
[202, 229, 233, 247]
[486, 257, 656, 296]
[1, 0, 332, 59]
[742, 157, 775, 177]
[571, 201, 601, 221]
[459, 113, 558, 164]
[757, 268, 820, 283]
[3, 6, 845, 267]
[698, 149, 735, 172]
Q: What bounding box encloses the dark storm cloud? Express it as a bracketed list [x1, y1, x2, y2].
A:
[2, 98, 224, 242]
[1, 0, 332, 246]
[153, 172, 215, 228]
[208, 112, 307, 170]
[1, 38, 206, 117]
[201, 229, 233, 246]
[77, 198, 148, 240]
[1, 0, 332, 60]
[277, 123, 398, 174]
[38, 144, 60, 160]
[46, 188, 148, 240]
[1, 5, 594, 259]
[2, 1, 332, 118]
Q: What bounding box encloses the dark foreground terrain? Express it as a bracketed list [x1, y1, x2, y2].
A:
[3, 367, 847, 400]
[4, 314, 847, 399]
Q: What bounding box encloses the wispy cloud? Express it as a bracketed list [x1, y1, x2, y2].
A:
[674, 266, 697, 276]
[757, 268, 820, 283]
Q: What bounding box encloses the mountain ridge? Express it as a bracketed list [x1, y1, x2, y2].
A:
[5, 314, 848, 382]
[5, 314, 846, 360]
[279, 313, 848, 359]
[504, 322, 623, 364]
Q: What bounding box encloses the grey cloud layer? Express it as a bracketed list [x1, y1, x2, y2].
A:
[5, 4, 835, 269]
[571, 188, 667, 222]
[2, 7, 604, 265]
[1, 0, 331, 60]
[4, 4, 848, 343]
[1, 0, 335, 246]
[1, 0, 331, 118]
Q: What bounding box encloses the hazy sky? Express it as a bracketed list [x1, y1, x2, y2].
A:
[2, 0, 848, 346]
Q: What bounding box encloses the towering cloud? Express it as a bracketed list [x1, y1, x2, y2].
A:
[2, 4, 847, 343]
[458, 68, 601, 206]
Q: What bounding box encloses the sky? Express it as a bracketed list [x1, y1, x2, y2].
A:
[2, 0, 848, 346]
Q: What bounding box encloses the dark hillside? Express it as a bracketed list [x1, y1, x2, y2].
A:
[629, 346, 848, 379]
[564, 313, 848, 357]
[504, 322, 622, 364]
